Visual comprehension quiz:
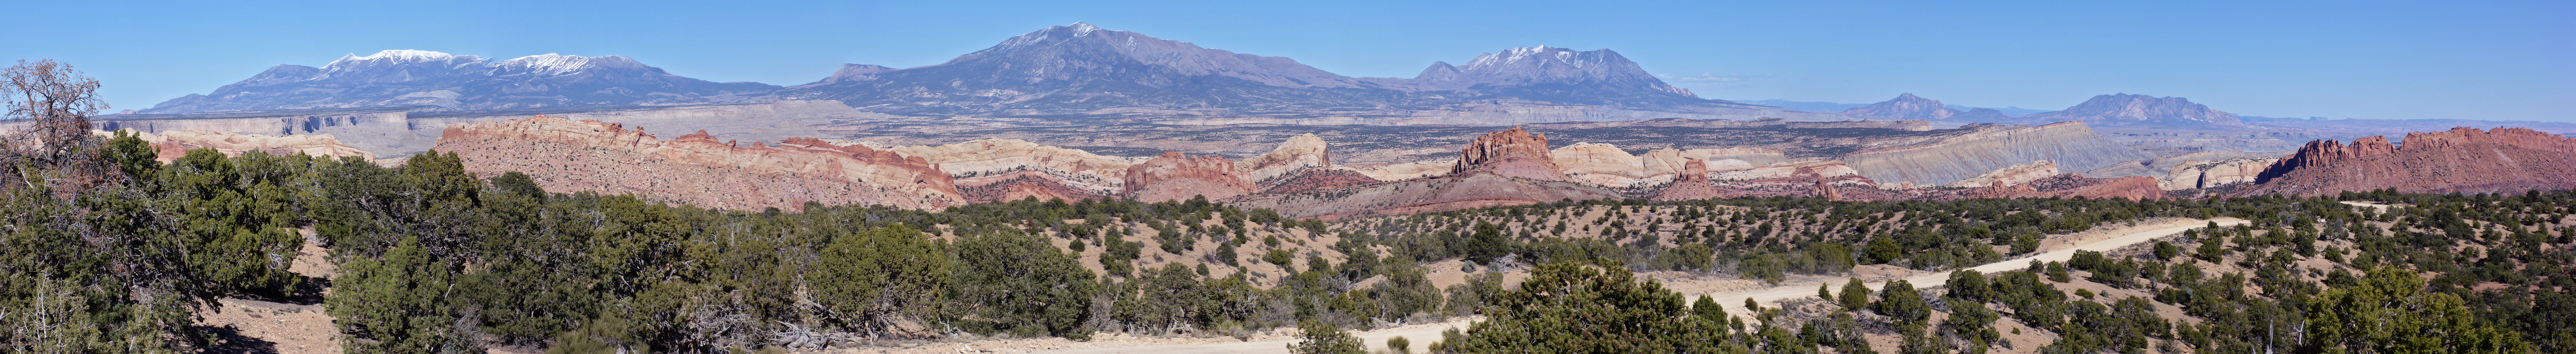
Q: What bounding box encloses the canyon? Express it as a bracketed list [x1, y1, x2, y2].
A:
[277, 114, 2566, 222]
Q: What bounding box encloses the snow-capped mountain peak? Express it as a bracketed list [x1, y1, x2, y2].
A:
[494, 53, 642, 76]
[1461, 46, 1613, 71]
[1065, 21, 1101, 34]
[326, 49, 479, 68]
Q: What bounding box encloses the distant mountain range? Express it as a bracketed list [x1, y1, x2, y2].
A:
[1732, 97, 2050, 117]
[132, 22, 2566, 135]
[146, 23, 1773, 118]
[1826, 93, 2257, 130]
[145, 50, 779, 113]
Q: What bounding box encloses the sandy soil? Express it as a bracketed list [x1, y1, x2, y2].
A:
[197, 234, 341, 354]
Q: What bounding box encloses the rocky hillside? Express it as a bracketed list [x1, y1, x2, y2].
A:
[1839, 121, 2155, 186]
[2241, 127, 2576, 196]
[112, 129, 376, 163]
[433, 115, 964, 210]
[2018, 94, 2254, 129]
[1839, 93, 1960, 121]
[1451, 127, 1566, 181]
[1121, 152, 1257, 203]
[1231, 126, 1625, 219]
[887, 139, 1140, 203]
[1236, 134, 1331, 184]
[146, 50, 778, 114]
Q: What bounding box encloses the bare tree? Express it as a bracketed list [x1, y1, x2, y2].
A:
[0, 59, 110, 190]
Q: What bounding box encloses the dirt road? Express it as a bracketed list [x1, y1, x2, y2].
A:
[1030, 217, 2248, 354]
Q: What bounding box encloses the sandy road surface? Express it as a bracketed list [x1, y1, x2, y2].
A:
[1704, 218, 2247, 317]
[2341, 201, 2394, 211]
[1031, 218, 2248, 354]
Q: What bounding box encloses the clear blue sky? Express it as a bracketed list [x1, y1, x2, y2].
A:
[7, 0, 2569, 121]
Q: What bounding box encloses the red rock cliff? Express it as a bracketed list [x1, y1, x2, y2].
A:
[1122, 152, 1255, 203]
[2402, 127, 2576, 153]
[1650, 158, 1728, 201]
[1451, 127, 1564, 180]
[434, 115, 964, 211]
[2240, 127, 2576, 197]
[2256, 136, 2395, 184]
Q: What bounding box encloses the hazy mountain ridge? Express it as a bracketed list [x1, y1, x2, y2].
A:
[782, 23, 1766, 116]
[146, 50, 781, 114]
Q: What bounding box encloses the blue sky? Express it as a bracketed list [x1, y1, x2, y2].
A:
[7, 0, 2569, 121]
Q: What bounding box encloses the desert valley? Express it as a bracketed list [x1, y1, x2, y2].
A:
[3, 18, 2573, 354]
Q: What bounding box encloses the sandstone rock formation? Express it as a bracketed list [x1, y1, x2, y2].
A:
[2241, 127, 2576, 196]
[1237, 134, 1331, 183]
[113, 129, 375, 163]
[434, 115, 964, 211]
[1549, 144, 1797, 188]
[1840, 121, 2154, 186]
[1345, 161, 1455, 181]
[1122, 152, 1255, 203]
[1452, 127, 1564, 180]
[1649, 158, 1724, 201]
[2401, 127, 2576, 153]
[2082, 150, 2289, 179]
[888, 139, 1138, 202]
[2160, 158, 2275, 190]
[1700, 161, 1886, 200]
[2255, 136, 2396, 184]
[1944, 160, 2059, 188]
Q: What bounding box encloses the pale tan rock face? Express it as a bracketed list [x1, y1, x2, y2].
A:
[1345, 160, 1456, 181]
[1236, 134, 1331, 184]
[1841, 121, 2154, 185]
[433, 115, 964, 211]
[1944, 160, 2060, 188]
[1551, 142, 1644, 177]
[2160, 158, 2276, 190]
[1122, 152, 1255, 203]
[1550, 145, 1784, 188]
[888, 138, 1139, 197]
[1710, 160, 1861, 181]
[111, 129, 375, 163]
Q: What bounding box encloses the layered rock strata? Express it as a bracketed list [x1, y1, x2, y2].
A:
[1237, 134, 1332, 184]
[1944, 160, 2059, 188]
[1839, 122, 2154, 186]
[2255, 136, 2395, 183]
[2081, 150, 2289, 180]
[1122, 152, 1256, 203]
[888, 139, 1137, 199]
[1452, 127, 1563, 180]
[2161, 158, 2276, 190]
[2241, 127, 2576, 196]
[434, 115, 964, 211]
[1650, 159, 1724, 201]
